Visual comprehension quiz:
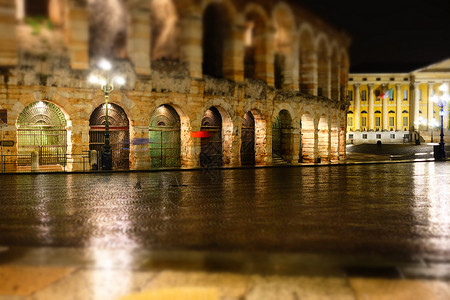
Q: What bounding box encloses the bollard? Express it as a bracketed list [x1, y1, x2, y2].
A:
[90, 150, 98, 170]
[31, 151, 39, 171]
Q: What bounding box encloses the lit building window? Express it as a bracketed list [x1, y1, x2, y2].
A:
[403, 90, 408, 100]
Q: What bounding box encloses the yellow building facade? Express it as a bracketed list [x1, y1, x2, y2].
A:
[347, 59, 450, 144]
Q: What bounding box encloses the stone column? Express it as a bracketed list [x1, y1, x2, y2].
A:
[305, 52, 318, 96]
[382, 84, 388, 131]
[223, 24, 244, 82]
[412, 82, 420, 131]
[65, 0, 89, 70]
[427, 82, 434, 130]
[263, 27, 276, 87]
[368, 84, 374, 131]
[396, 84, 402, 130]
[127, 4, 151, 76]
[179, 13, 203, 78]
[130, 125, 151, 170]
[354, 84, 361, 130]
[0, 0, 17, 65]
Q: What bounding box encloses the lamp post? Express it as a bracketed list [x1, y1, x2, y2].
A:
[429, 118, 439, 143]
[431, 83, 448, 160]
[89, 59, 125, 170]
[414, 116, 426, 145]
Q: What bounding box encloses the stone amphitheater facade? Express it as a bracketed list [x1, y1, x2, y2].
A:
[0, 0, 350, 171]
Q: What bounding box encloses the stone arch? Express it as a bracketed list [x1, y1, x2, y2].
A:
[330, 115, 339, 161]
[247, 108, 266, 165]
[300, 111, 315, 162]
[330, 44, 339, 100]
[89, 102, 130, 170]
[89, 0, 128, 60]
[149, 100, 191, 167]
[241, 111, 255, 165]
[339, 50, 349, 101]
[316, 35, 330, 97]
[318, 114, 329, 162]
[273, 2, 296, 89]
[298, 25, 315, 94]
[149, 104, 181, 168]
[272, 109, 294, 163]
[16, 100, 69, 167]
[244, 4, 269, 81]
[202, 0, 235, 79]
[151, 0, 180, 60]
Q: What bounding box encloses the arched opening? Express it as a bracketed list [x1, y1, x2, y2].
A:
[202, 3, 231, 78]
[340, 52, 349, 101]
[273, 5, 295, 89]
[318, 115, 329, 162]
[244, 11, 265, 81]
[299, 30, 314, 94]
[241, 111, 255, 165]
[300, 113, 314, 162]
[330, 48, 339, 100]
[89, 0, 127, 60]
[200, 107, 222, 167]
[89, 103, 130, 170]
[272, 110, 292, 162]
[149, 105, 181, 168]
[330, 116, 339, 161]
[317, 40, 329, 97]
[151, 0, 179, 61]
[16, 101, 67, 166]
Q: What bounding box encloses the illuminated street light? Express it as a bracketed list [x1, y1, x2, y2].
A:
[88, 59, 125, 170]
[414, 116, 426, 145]
[431, 83, 448, 160]
[429, 118, 439, 143]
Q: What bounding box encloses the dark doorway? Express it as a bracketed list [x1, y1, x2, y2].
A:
[200, 107, 222, 167]
[241, 111, 255, 165]
[89, 103, 130, 170]
[202, 3, 229, 78]
[149, 105, 181, 168]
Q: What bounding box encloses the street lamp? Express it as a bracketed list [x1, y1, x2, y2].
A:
[429, 118, 439, 143]
[88, 59, 125, 170]
[414, 116, 426, 145]
[431, 83, 448, 159]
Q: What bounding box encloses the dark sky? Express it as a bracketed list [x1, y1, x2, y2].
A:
[300, 0, 450, 72]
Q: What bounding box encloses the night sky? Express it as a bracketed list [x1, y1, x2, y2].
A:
[300, 0, 450, 72]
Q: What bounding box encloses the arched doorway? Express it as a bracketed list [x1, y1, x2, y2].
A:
[17, 101, 67, 166]
[200, 107, 222, 167]
[202, 3, 231, 78]
[241, 111, 255, 165]
[89, 103, 130, 170]
[149, 105, 181, 168]
[272, 110, 292, 162]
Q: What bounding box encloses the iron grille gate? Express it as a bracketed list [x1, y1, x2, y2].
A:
[200, 107, 223, 167]
[17, 127, 67, 166]
[17, 101, 68, 167]
[89, 128, 130, 170]
[149, 128, 181, 168]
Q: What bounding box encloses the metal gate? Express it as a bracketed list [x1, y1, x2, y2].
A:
[17, 101, 67, 166]
[149, 105, 181, 168]
[200, 107, 222, 167]
[241, 111, 255, 165]
[89, 103, 130, 170]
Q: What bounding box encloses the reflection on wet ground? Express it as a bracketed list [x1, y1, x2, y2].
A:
[0, 162, 449, 298]
[0, 162, 449, 262]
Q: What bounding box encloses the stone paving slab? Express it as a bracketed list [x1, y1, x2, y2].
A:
[0, 247, 449, 299]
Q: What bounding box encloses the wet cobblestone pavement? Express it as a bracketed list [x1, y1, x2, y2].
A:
[0, 162, 449, 299]
[0, 162, 449, 260]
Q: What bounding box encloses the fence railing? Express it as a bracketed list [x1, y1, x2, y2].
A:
[0, 150, 99, 173]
